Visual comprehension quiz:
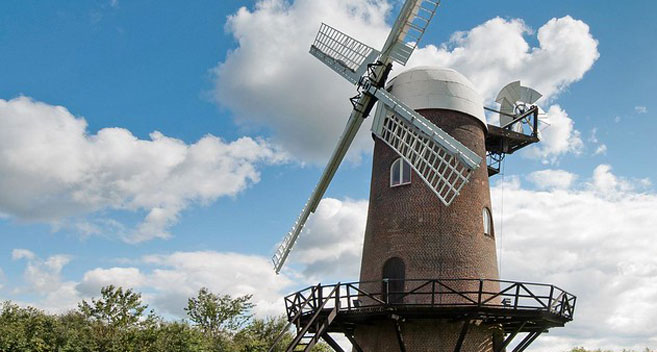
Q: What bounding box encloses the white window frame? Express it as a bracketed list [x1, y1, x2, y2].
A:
[390, 157, 411, 187]
[483, 207, 493, 237]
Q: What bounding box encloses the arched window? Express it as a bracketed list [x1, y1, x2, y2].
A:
[382, 257, 405, 304]
[390, 157, 411, 187]
[483, 207, 493, 237]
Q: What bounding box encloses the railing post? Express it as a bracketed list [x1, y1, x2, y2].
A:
[348, 284, 352, 310]
[431, 280, 435, 306]
[478, 279, 483, 307]
[317, 283, 323, 308]
[514, 284, 520, 309]
[335, 282, 340, 309]
[548, 285, 554, 311]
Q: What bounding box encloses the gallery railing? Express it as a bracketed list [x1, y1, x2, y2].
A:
[284, 278, 576, 322]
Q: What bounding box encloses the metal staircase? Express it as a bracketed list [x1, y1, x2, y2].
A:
[268, 284, 340, 352]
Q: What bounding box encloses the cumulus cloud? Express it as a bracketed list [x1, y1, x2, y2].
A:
[76, 267, 146, 296]
[491, 166, 657, 350]
[214, 2, 598, 164]
[0, 97, 286, 242]
[593, 144, 607, 156]
[409, 16, 597, 162]
[635, 105, 647, 114]
[523, 105, 583, 162]
[213, 0, 390, 163]
[527, 169, 578, 190]
[10, 250, 298, 318]
[288, 198, 368, 280]
[140, 251, 296, 317]
[409, 15, 599, 103]
[587, 127, 607, 156]
[11, 249, 79, 312]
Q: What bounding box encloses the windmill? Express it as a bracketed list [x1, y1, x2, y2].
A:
[267, 1, 576, 352]
[272, 0, 481, 275]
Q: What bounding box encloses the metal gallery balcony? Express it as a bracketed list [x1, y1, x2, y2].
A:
[284, 278, 576, 334]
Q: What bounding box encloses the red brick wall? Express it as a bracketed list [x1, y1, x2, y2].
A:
[354, 108, 499, 351]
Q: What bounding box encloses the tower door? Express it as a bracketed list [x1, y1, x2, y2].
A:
[382, 257, 405, 304]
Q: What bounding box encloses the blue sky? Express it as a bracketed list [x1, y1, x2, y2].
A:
[0, 0, 656, 350]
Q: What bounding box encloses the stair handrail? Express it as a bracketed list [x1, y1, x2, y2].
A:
[267, 284, 322, 352]
[283, 284, 340, 352]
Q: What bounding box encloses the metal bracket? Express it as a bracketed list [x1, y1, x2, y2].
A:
[512, 332, 542, 352]
[494, 322, 527, 352]
[392, 315, 407, 352]
[322, 333, 345, 352]
[453, 319, 471, 352]
[344, 332, 364, 352]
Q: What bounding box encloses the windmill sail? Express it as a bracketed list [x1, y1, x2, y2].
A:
[309, 23, 380, 85]
[272, 107, 367, 274]
[271, 0, 473, 274]
[381, 0, 440, 66]
[370, 86, 482, 205]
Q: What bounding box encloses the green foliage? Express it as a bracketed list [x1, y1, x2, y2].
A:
[0, 302, 60, 352]
[0, 286, 323, 352]
[233, 316, 292, 352]
[185, 287, 254, 335]
[78, 285, 153, 328]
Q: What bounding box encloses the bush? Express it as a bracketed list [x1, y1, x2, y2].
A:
[0, 287, 331, 352]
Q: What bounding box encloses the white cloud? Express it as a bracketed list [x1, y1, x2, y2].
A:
[10, 249, 79, 312]
[527, 169, 578, 190]
[409, 15, 599, 103]
[523, 105, 583, 162]
[491, 166, 657, 350]
[288, 198, 368, 280]
[215, 2, 598, 164]
[12, 249, 71, 293]
[213, 0, 391, 163]
[10, 250, 299, 319]
[635, 105, 647, 114]
[76, 267, 146, 296]
[0, 96, 286, 242]
[140, 251, 296, 317]
[594, 144, 607, 156]
[11, 249, 36, 261]
[589, 164, 651, 194]
[409, 16, 597, 162]
[588, 127, 607, 156]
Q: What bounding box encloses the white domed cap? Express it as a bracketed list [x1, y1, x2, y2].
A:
[388, 67, 487, 129]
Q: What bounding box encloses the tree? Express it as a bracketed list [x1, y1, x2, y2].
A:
[78, 285, 155, 351]
[78, 285, 152, 328]
[0, 302, 60, 352]
[185, 287, 254, 336]
[233, 316, 291, 352]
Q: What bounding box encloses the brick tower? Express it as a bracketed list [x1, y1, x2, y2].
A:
[270, 66, 576, 352]
[356, 67, 502, 351]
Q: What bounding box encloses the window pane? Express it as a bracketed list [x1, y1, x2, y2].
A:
[402, 160, 411, 184]
[391, 159, 400, 186]
[483, 207, 492, 235]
